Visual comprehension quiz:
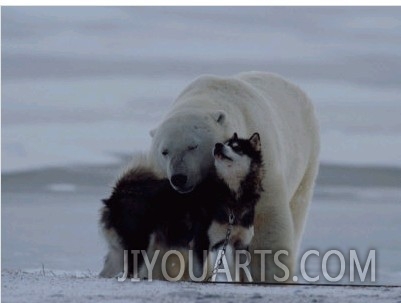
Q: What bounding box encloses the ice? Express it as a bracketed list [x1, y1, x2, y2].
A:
[1, 121, 153, 173]
[46, 183, 77, 192]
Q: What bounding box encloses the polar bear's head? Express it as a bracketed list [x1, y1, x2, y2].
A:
[150, 110, 227, 193]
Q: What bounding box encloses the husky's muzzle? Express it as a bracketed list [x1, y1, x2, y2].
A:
[213, 143, 233, 161]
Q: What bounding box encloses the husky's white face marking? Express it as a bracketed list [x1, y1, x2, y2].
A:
[213, 142, 251, 193]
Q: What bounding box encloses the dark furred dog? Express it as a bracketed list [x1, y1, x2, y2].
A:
[99, 133, 264, 280]
[99, 154, 222, 278]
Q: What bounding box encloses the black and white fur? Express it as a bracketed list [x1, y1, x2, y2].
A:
[99, 133, 264, 281]
[208, 132, 264, 281]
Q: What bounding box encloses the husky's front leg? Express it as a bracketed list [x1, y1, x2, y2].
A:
[99, 229, 124, 278]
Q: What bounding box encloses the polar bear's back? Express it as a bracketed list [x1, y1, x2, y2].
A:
[236, 71, 312, 109]
[174, 71, 313, 118]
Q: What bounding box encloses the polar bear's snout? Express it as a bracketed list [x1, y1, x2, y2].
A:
[171, 174, 188, 188]
[167, 155, 196, 193]
[169, 173, 194, 193]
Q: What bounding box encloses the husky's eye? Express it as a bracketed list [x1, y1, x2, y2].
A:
[188, 145, 198, 151]
[232, 145, 242, 152]
[162, 149, 169, 156]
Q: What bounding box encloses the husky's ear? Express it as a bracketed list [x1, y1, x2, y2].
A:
[149, 128, 156, 138]
[211, 110, 226, 125]
[249, 132, 261, 151]
[232, 132, 238, 140]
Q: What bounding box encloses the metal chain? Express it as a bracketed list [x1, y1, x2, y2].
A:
[207, 209, 235, 281]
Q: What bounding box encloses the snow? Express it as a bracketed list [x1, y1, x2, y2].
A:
[46, 183, 77, 192]
[2, 270, 401, 303]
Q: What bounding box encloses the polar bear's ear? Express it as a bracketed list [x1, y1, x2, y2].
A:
[212, 110, 226, 125]
[149, 128, 156, 138]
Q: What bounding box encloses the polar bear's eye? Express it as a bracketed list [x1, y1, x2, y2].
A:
[162, 149, 169, 156]
[188, 145, 198, 151]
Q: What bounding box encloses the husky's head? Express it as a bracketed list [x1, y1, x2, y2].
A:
[213, 132, 262, 193]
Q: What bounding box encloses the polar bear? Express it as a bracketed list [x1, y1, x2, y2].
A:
[149, 71, 320, 282]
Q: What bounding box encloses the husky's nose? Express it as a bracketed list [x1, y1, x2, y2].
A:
[171, 174, 188, 188]
[214, 143, 224, 155]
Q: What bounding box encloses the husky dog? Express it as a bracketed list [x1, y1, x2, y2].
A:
[207, 132, 264, 281]
[99, 155, 219, 279]
[99, 133, 263, 281]
[99, 155, 170, 278]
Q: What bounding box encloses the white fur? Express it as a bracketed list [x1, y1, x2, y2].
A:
[149, 71, 320, 282]
[99, 219, 124, 278]
[214, 145, 251, 194]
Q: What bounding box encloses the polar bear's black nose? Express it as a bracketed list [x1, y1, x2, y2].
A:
[171, 174, 188, 188]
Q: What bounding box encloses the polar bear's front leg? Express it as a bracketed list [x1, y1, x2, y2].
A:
[250, 191, 296, 283]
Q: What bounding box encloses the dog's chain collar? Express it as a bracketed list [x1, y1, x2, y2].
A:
[207, 209, 235, 281]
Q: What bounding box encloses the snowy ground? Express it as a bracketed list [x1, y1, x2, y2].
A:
[2, 270, 401, 303]
[2, 6, 401, 302]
